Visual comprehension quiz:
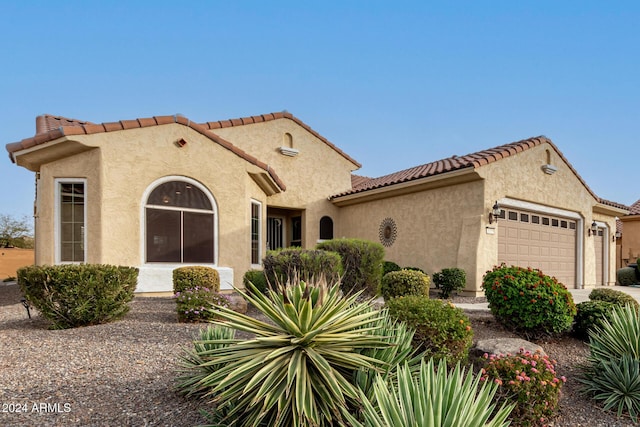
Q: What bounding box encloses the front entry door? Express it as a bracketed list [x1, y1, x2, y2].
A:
[267, 217, 284, 251]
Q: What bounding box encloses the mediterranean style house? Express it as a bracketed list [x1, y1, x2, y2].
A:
[5, 112, 628, 295]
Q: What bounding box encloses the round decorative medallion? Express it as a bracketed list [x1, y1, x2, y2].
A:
[379, 217, 398, 247]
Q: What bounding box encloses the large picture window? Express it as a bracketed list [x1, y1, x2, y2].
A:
[145, 180, 215, 263]
[57, 180, 86, 263]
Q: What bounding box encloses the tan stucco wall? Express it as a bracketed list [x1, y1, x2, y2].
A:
[478, 142, 618, 288]
[26, 119, 358, 292]
[212, 119, 356, 246]
[336, 177, 486, 293]
[335, 141, 621, 294]
[35, 149, 102, 265]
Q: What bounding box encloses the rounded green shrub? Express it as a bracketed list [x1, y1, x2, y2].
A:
[482, 265, 577, 339]
[262, 247, 342, 287]
[17, 264, 138, 329]
[173, 266, 220, 293]
[382, 260, 401, 276]
[573, 300, 616, 340]
[386, 295, 473, 366]
[380, 269, 429, 300]
[403, 266, 426, 274]
[174, 287, 230, 322]
[316, 238, 385, 296]
[616, 267, 638, 286]
[433, 267, 466, 299]
[242, 269, 268, 294]
[480, 349, 565, 427]
[590, 287, 639, 308]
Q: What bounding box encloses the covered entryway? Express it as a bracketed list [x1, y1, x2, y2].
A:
[498, 208, 577, 287]
[267, 207, 303, 251]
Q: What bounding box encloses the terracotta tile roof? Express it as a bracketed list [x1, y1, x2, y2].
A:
[6, 114, 286, 191]
[201, 112, 361, 168]
[351, 174, 371, 189]
[35, 114, 94, 134]
[332, 136, 597, 199]
[598, 198, 630, 211]
[629, 199, 640, 215]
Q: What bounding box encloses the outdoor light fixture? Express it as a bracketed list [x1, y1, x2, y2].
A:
[488, 201, 502, 224]
[588, 221, 598, 236]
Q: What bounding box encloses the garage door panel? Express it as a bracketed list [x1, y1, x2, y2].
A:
[498, 208, 576, 288]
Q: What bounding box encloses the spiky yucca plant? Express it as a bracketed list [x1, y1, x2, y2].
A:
[579, 304, 640, 422]
[354, 308, 423, 399]
[191, 279, 392, 427]
[345, 359, 514, 427]
[175, 325, 236, 397]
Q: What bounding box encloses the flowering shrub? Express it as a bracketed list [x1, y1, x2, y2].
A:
[174, 287, 230, 322]
[482, 264, 576, 339]
[480, 349, 566, 427]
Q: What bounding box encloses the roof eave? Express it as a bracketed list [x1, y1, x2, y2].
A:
[593, 202, 629, 217]
[10, 136, 93, 171]
[331, 167, 479, 207]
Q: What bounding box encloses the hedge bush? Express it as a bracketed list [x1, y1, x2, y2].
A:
[616, 267, 638, 286]
[433, 267, 466, 299]
[173, 266, 220, 293]
[403, 266, 426, 274]
[380, 269, 429, 300]
[316, 238, 385, 296]
[573, 300, 617, 340]
[242, 269, 268, 294]
[589, 288, 639, 308]
[482, 265, 576, 339]
[262, 247, 342, 287]
[386, 295, 473, 366]
[17, 264, 138, 329]
[382, 260, 401, 277]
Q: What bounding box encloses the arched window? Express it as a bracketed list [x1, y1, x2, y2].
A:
[145, 180, 215, 263]
[319, 216, 334, 240]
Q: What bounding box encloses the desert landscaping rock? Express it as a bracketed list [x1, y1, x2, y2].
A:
[1, 283, 638, 426]
[474, 338, 546, 358]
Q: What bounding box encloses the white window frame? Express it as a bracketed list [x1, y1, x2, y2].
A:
[54, 178, 87, 264]
[140, 176, 219, 266]
[250, 200, 263, 267]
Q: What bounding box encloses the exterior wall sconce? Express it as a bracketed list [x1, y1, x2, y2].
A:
[588, 221, 598, 236]
[489, 201, 502, 224]
[614, 231, 621, 241]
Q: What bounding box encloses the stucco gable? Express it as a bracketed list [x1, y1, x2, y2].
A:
[333, 136, 599, 201]
[6, 114, 286, 192]
[201, 112, 361, 169]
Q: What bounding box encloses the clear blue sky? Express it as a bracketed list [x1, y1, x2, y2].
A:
[1, 1, 638, 222]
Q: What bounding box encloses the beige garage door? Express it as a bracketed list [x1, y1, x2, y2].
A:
[498, 209, 577, 288]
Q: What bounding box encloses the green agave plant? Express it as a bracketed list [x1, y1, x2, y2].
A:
[587, 304, 640, 361]
[354, 308, 423, 400]
[580, 354, 640, 422]
[192, 279, 392, 427]
[578, 304, 640, 422]
[175, 325, 236, 397]
[345, 358, 514, 427]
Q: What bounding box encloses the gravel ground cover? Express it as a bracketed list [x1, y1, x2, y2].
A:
[1, 283, 637, 426]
